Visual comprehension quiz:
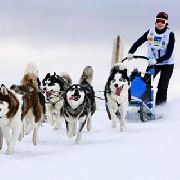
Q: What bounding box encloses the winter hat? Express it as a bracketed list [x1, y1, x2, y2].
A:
[156, 12, 168, 20]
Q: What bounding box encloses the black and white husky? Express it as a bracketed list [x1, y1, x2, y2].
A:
[42, 72, 72, 130]
[64, 66, 96, 144]
[104, 63, 130, 131]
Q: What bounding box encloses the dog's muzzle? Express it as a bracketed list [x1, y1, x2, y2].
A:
[115, 85, 124, 96]
[69, 91, 81, 101]
[69, 95, 81, 101]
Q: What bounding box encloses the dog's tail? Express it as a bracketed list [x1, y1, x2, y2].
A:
[79, 66, 93, 85]
[21, 63, 39, 91]
[60, 72, 72, 85]
[24, 63, 38, 76]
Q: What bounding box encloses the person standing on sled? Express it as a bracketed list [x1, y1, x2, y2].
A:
[127, 12, 175, 106]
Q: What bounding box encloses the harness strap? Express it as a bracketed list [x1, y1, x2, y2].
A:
[95, 95, 105, 100]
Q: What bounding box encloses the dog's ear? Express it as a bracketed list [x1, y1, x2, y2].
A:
[123, 69, 130, 85]
[42, 73, 50, 86]
[65, 85, 71, 94]
[105, 82, 110, 93]
[10, 84, 16, 90]
[1, 84, 5, 88]
[37, 78, 41, 87]
[110, 66, 118, 75]
[1, 84, 8, 95]
[46, 73, 51, 78]
[123, 69, 127, 74]
[64, 85, 72, 101]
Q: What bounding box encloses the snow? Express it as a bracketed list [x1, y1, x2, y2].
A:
[0, 39, 180, 180]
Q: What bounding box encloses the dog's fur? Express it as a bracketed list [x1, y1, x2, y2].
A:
[64, 66, 96, 144]
[10, 63, 43, 149]
[0, 84, 22, 154]
[42, 72, 72, 130]
[104, 63, 130, 131]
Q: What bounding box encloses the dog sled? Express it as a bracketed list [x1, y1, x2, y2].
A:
[122, 55, 157, 122]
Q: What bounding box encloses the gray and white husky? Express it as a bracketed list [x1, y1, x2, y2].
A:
[63, 66, 96, 144]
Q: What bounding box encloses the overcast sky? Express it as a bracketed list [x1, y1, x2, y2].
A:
[0, 0, 179, 44]
[0, 0, 179, 85]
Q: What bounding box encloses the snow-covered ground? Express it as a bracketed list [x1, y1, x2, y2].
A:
[0, 38, 180, 180]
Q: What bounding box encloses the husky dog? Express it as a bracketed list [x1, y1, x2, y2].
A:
[42, 72, 72, 130]
[64, 66, 96, 144]
[11, 63, 43, 145]
[104, 63, 130, 131]
[0, 84, 22, 154]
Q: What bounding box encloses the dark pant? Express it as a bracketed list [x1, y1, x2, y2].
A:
[154, 64, 174, 106]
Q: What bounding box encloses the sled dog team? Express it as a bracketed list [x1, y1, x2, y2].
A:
[0, 62, 129, 154]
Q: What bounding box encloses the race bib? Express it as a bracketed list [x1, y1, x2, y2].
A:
[154, 36, 162, 46]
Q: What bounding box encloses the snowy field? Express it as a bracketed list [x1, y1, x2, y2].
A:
[0, 36, 180, 180]
[0, 40, 180, 180]
[1, 100, 180, 180]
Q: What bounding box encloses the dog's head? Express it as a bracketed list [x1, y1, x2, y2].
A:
[42, 73, 66, 103]
[108, 66, 130, 96]
[65, 84, 85, 109]
[10, 84, 30, 94]
[0, 84, 20, 119]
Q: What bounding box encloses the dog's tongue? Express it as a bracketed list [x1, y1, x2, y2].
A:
[69, 96, 75, 100]
[69, 96, 78, 100]
[115, 86, 123, 96]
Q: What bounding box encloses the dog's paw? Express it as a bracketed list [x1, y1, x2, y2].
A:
[87, 123, 92, 132]
[18, 135, 23, 142]
[33, 139, 38, 146]
[75, 133, 82, 144]
[66, 132, 74, 138]
[75, 138, 80, 144]
[53, 126, 60, 131]
[53, 121, 61, 131]
[112, 122, 116, 128]
[120, 126, 126, 132]
[6, 147, 14, 155]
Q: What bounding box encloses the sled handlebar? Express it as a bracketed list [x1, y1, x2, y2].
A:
[122, 55, 149, 62]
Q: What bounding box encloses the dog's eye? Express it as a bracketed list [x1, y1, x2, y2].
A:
[119, 78, 126, 82]
[112, 79, 116, 83]
[49, 82, 55, 86]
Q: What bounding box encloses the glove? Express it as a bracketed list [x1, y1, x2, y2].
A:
[127, 53, 133, 60]
[148, 59, 157, 65]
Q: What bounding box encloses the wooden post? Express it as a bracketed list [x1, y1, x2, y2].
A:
[111, 35, 124, 66]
